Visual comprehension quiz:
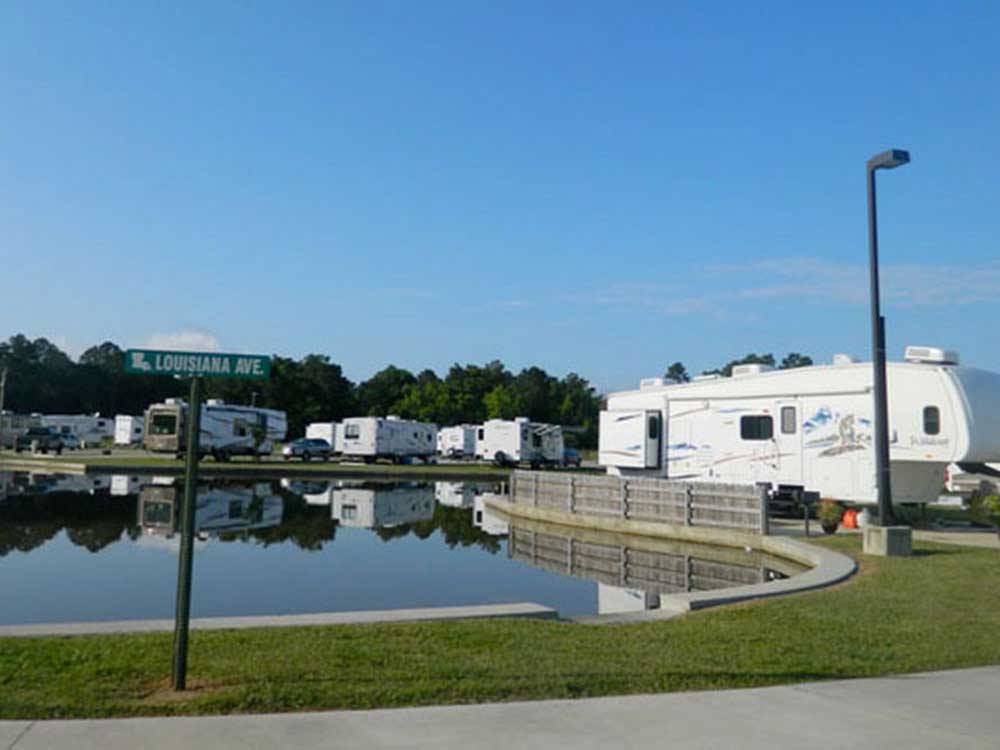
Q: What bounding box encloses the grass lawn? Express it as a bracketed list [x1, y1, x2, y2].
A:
[2, 536, 999, 719]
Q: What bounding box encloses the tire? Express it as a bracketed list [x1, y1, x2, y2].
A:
[302, 452, 311, 463]
[56, 446, 63, 456]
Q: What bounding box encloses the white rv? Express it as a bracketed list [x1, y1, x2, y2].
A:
[476, 418, 564, 467]
[330, 483, 435, 528]
[39, 413, 114, 448]
[0, 412, 40, 449]
[434, 481, 479, 509]
[114, 415, 145, 446]
[144, 398, 287, 460]
[473, 494, 510, 536]
[339, 416, 437, 463]
[437, 425, 478, 458]
[598, 347, 1000, 506]
[305, 422, 341, 453]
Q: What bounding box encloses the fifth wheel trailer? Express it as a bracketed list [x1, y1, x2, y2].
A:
[476, 418, 564, 467]
[598, 346, 1000, 506]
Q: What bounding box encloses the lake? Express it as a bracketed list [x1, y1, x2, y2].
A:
[0, 472, 803, 624]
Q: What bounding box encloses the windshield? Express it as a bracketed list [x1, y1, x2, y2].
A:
[150, 413, 178, 436]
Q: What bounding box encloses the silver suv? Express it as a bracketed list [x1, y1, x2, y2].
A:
[282, 438, 332, 462]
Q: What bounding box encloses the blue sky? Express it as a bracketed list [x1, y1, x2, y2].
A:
[2, 2, 999, 392]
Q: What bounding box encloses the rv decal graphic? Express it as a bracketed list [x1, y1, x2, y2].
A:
[803, 407, 872, 457]
[667, 442, 698, 452]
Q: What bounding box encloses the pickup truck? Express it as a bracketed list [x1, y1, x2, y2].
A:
[14, 427, 65, 455]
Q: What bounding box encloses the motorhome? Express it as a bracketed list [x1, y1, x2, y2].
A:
[38, 413, 113, 448]
[137, 481, 283, 537]
[339, 416, 437, 463]
[437, 425, 477, 458]
[305, 421, 341, 453]
[330, 482, 435, 528]
[475, 418, 564, 467]
[144, 398, 287, 460]
[114, 415, 145, 446]
[598, 347, 1000, 506]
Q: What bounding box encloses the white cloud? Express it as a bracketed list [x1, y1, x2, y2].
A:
[571, 257, 1000, 317]
[143, 330, 221, 352]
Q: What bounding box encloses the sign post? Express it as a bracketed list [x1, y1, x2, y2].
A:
[124, 348, 270, 691]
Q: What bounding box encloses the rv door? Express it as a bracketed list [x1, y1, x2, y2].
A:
[599, 410, 661, 469]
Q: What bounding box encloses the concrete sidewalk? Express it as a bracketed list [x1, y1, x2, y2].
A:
[3, 667, 997, 749]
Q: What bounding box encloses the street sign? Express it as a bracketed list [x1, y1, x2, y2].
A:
[124, 349, 270, 380]
[123, 346, 271, 690]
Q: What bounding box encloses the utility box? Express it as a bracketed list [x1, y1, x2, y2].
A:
[862, 525, 912, 557]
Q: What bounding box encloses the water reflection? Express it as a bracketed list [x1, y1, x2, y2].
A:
[506, 517, 804, 614]
[0, 472, 805, 623]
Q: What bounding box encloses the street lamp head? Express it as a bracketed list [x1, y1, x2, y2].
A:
[867, 149, 910, 171]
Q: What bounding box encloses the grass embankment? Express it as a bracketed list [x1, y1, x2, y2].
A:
[2, 536, 999, 719]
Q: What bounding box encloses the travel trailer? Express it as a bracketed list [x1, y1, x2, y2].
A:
[114, 415, 145, 446]
[38, 413, 114, 448]
[339, 416, 437, 463]
[476, 418, 564, 467]
[434, 481, 479, 509]
[330, 483, 435, 528]
[305, 422, 341, 453]
[598, 347, 1000, 507]
[437, 425, 477, 458]
[144, 398, 287, 460]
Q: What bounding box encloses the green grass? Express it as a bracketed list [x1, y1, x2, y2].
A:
[2, 536, 999, 719]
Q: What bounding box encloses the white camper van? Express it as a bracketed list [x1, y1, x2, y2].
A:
[39, 413, 114, 448]
[437, 425, 477, 458]
[598, 347, 1000, 507]
[476, 418, 564, 467]
[305, 422, 341, 453]
[114, 415, 145, 446]
[339, 416, 437, 463]
[144, 398, 287, 460]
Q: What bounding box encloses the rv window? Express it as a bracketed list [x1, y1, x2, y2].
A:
[150, 414, 177, 436]
[233, 418, 249, 437]
[477, 428, 484, 440]
[740, 415, 773, 441]
[923, 406, 940, 435]
[341, 505, 357, 520]
[532, 433, 542, 448]
[228, 500, 243, 519]
[781, 407, 796, 435]
[345, 424, 361, 439]
[647, 415, 659, 440]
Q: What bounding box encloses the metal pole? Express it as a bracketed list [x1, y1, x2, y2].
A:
[867, 166, 894, 526]
[172, 376, 202, 691]
[0, 368, 6, 451]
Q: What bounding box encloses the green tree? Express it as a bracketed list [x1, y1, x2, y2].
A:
[780, 352, 813, 369]
[664, 361, 690, 383]
[355, 366, 416, 416]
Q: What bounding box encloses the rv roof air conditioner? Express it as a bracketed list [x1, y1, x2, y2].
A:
[904, 346, 960, 365]
[206, 399, 224, 406]
[731, 364, 773, 377]
[692, 373, 721, 382]
[832, 353, 859, 365]
[639, 377, 665, 390]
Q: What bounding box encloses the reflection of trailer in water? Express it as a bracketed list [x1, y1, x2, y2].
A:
[4, 473, 112, 496]
[331, 483, 435, 528]
[111, 475, 144, 497]
[137, 482, 284, 537]
[473, 494, 509, 536]
[434, 481, 480, 509]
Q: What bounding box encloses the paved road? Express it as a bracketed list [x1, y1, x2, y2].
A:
[2, 667, 997, 749]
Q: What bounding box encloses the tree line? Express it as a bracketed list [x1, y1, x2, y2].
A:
[664, 352, 813, 382]
[0, 335, 602, 446]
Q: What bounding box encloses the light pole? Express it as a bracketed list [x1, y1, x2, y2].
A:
[867, 148, 910, 527]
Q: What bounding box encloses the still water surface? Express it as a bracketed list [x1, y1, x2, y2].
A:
[0, 472, 802, 624]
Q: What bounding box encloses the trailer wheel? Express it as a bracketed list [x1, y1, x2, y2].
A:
[302, 452, 311, 462]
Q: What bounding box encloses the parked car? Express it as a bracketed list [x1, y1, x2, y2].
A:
[561, 448, 582, 467]
[282, 438, 332, 462]
[14, 427, 65, 455]
[60, 434, 82, 450]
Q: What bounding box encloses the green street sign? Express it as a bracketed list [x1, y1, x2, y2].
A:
[124, 349, 271, 380]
